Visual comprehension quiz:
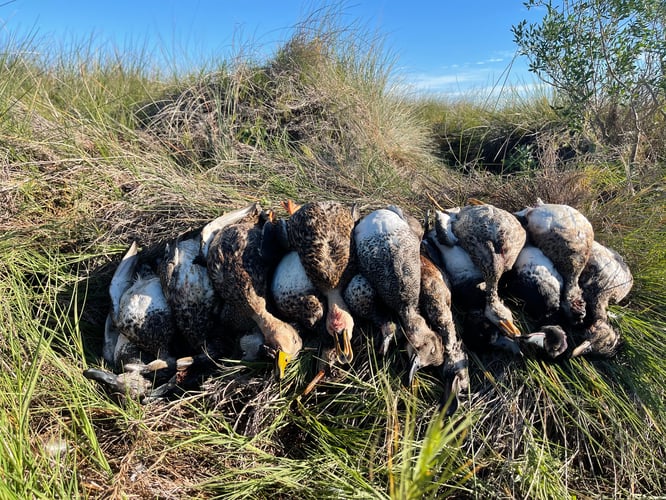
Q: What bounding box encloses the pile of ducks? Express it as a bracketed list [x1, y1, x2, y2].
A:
[84, 198, 633, 411]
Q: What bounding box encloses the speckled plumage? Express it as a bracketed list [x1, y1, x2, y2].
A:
[285, 201, 357, 292]
[111, 242, 176, 361]
[343, 273, 398, 353]
[573, 241, 633, 357]
[282, 200, 357, 363]
[271, 250, 325, 330]
[160, 237, 220, 351]
[354, 207, 444, 377]
[436, 203, 526, 336]
[580, 241, 633, 320]
[207, 209, 302, 373]
[515, 199, 594, 324]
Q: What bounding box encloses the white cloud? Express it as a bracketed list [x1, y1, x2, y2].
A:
[397, 61, 543, 100]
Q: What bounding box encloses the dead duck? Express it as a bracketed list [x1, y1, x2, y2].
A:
[109, 242, 176, 365]
[433, 200, 525, 337]
[419, 253, 469, 414]
[505, 243, 564, 324]
[572, 240, 633, 357]
[159, 204, 260, 353]
[207, 205, 303, 379]
[159, 237, 219, 352]
[354, 206, 444, 382]
[278, 200, 358, 365]
[514, 199, 594, 325]
[86, 242, 180, 398]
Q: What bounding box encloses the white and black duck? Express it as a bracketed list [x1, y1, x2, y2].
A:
[515, 199, 594, 325]
[571, 240, 633, 357]
[354, 206, 444, 382]
[433, 200, 525, 337]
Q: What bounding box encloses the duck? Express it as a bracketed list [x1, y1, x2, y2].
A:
[278, 200, 358, 365]
[433, 200, 525, 337]
[504, 243, 564, 324]
[419, 253, 469, 414]
[86, 241, 181, 398]
[206, 205, 303, 379]
[159, 203, 261, 354]
[108, 241, 176, 365]
[514, 199, 594, 325]
[571, 240, 633, 357]
[159, 236, 219, 352]
[354, 206, 444, 382]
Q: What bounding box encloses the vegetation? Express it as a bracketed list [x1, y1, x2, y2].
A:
[1, 7, 665, 499]
[513, 0, 666, 192]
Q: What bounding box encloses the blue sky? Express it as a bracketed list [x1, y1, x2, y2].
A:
[0, 1, 545, 97]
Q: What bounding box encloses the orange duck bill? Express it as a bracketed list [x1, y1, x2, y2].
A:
[499, 319, 522, 337]
[334, 328, 354, 364]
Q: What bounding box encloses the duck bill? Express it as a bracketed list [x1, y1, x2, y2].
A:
[408, 354, 422, 385]
[571, 340, 592, 358]
[274, 350, 292, 379]
[499, 319, 521, 337]
[518, 332, 546, 349]
[334, 329, 354, 364]
[439, 373, 460, 416]
[83, 368, 120, 387]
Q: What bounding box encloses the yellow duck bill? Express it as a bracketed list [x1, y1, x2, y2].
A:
[274, 350, 293, 379]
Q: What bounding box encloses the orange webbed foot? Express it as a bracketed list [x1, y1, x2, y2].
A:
[281, 199, 302, 215]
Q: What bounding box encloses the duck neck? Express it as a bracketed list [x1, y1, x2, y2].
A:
[399, 305, 426, 337]
[251, 300, 284, 343]
[324, 287, 354, 334]
[586, 296, 608, 323]
[325, 287, 349, 314]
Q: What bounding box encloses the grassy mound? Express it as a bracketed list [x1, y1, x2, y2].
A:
[1, 14, 665, 498]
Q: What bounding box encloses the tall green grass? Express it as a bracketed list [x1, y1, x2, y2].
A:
[1, 8, 665, 498]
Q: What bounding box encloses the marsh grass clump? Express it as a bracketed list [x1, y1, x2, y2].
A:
[138, 13, 439, 203]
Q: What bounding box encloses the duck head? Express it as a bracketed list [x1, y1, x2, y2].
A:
[327, 302, 354, 364]
[562, 291, 587, 325]
[405, 319, 445, 384]
[485, 300, 522, 337]
[516, 325, 568, 359]
[571, 319, 621, 358]
[266, 322, 303, 379]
